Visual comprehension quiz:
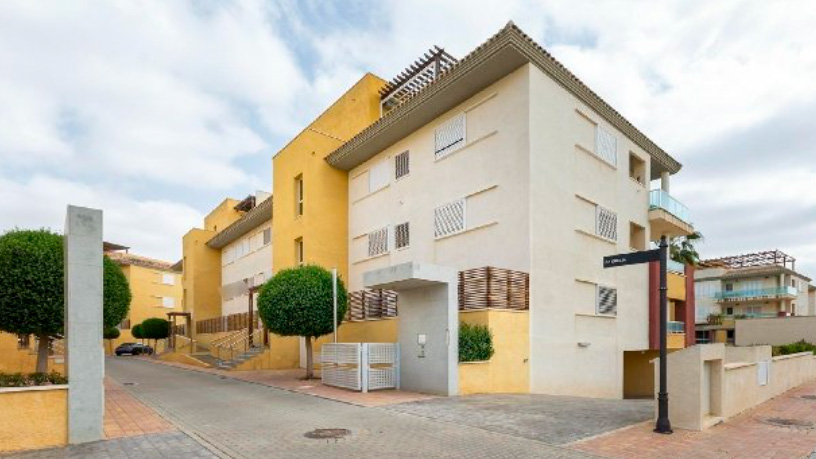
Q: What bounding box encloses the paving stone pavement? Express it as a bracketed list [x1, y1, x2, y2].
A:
[2, 431, 215, 458]
[105, 358, 594, 458]
[386, 393, 653, 445]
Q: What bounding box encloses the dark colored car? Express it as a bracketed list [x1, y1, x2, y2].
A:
[115, 342, 154, 356]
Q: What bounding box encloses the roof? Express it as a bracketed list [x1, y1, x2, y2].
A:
[103, 241, 129, 252]
[700, 250, 796, 270]
[206, 196, 273, 249]
[325, 22, 682, 174]
[106, 252, 178, 272]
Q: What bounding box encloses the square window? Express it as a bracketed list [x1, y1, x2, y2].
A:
[629, 222, 646, 251]
[434, 114, 466, 159]
[368, 227, 389, 257]
[434, 199, 466, 238]
[597, 285, 617, 315]
[395, 222, 410, 249]
[395, 151, 410, 179]
[629, 152, 645, 185]
[162, 297, 175, 308]
[595, 126, 618, 166]
[596, 206, 618, 241]
[161, 273, 175, 285]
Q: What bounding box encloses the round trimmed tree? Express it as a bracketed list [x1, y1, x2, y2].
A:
[257, 265, 348, 379]
[0, 229, 132, 372]
[141, 318, 170, 353]
[131, 323, 144, 344]
[104, 327, 121, 355]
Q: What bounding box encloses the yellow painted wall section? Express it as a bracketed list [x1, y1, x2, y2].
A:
[0, 333, 64, 374]
[623, 350, 658, 398]
[668, 333, 686, 349]
[203, 198, 243, 233]
[458, 310, 530, 394]
[182, 228, 223, 323]
[272, 73, 384, 281]
[159, 352, 211, 368]
[668, 272, 686, 301]
[234, 333, 301, 371]
[0, 387, 67, 452]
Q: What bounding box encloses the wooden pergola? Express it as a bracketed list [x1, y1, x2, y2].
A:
[166, 311, 192, 350]
[701, 250, 796, 270]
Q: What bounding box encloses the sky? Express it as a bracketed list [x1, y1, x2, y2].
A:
[1, 1, 815, 276]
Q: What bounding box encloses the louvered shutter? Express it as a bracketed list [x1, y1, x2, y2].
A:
[595, 126, 618, 166]
[596, 206, 618, 241]
[597, 286, 617, 315]
[434, 199, 466, 238]
[434, 114, 466, 159]
[395, 222, 410, 249]
[395, 151, 410, 179]
[368, 227, 389, 257]
[369, 161, 389, 193]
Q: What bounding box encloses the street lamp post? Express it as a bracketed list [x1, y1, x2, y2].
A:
[654, 235, 673, 434]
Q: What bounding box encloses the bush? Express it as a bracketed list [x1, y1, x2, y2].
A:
[459, 323, 495, 362]
[0, 371, 67, 387]
[141, 318, 170, 341]
[772, 340, 816, 357]
[132, 324, 144, 341]
[103, 327, 121, 340]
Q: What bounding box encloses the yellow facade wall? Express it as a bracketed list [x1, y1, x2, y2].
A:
[272, 73, 384, 282]
[0, 333, 64, 374]
[234, 333, 301, 371]
[668, 272, 686, 301]
[0, 387, 67, 452]
[458, 310, 530, 395]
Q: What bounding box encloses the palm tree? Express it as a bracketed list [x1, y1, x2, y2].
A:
[670, 231, 704, 266]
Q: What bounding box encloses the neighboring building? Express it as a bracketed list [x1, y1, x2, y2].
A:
[105, 243, 183, 352]
[809, 285, 816, 315]
[323, 22, 695, 398]
[694, 250, 813, 344]
[181, 192, 272, 327]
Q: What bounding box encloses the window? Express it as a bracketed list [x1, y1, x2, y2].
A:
[161, 273, 175, 285]
[395, 151, 410, 179]
[294, 174, 304, 216]
[595, 126, 618, 166]
[629, 152, 645, 185]
[597, 285, 617, 315]
[596, 206, 618, 241]
[369, 161, 389, 193]
[118, 318, 131, 330]
[295, 238, 304, 265]
[368, 227, 389, 257]
[434, 113, 466, 159]
[17, 334, 30, 350]
[725, 283, 734, 292]
[629, 222, 645, 251]
[395, 222, 410, 249]
[161, 297, 175, 308]
[263, 228, 271, 246]
[434, 199, 466, 238]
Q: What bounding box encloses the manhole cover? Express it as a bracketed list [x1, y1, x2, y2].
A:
[800, 395, 816, 400]
[763, 417, 814, 429]
[304, 428, 351, 440]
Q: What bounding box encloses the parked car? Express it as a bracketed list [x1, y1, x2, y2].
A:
[115, 342, 154, 356]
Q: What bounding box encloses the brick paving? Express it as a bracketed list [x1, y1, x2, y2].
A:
[4, 432, 215, 458]
[570, 380, 816, 458]
[104, 378, 176, 439]
[106, 357, 591, 458]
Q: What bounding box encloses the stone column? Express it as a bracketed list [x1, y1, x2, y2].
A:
[64, 205, 104, 444]
[660, 171, 671, 193]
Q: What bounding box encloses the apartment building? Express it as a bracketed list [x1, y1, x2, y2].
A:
[105, 243, 183, 351]
[695, 250, 813, 344]
[322, 23, 695, 398]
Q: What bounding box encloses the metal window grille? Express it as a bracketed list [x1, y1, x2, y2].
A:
[368, 227, 389, 257]
[369, 161, 389, 193]
[596, 206, 618, 241]
[395, 222, 410, 249]
[434, 199, 465, 238]
[595, 126, 618, 166]
[597, 285, 618, 315]
[434, 114, 466, 159]
[395, 151, 410, 179]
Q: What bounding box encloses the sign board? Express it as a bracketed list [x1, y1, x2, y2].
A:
[603, 249, 660, 268]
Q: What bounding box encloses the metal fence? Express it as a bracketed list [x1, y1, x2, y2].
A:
[321, 343, 400, 392]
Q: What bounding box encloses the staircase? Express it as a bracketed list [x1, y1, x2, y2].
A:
[208, 329, 266, 370]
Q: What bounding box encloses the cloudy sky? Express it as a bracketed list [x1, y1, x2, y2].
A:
[1, 1, 815, 275]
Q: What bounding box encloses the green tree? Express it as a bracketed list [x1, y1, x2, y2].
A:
[141, 318, 170, 353]
[670, 231, 704, 266]
[0, 229, 132, 372]
[257, 265, 348, 379]
[103, 327, 121, 355]
[131, 323, 144, 344]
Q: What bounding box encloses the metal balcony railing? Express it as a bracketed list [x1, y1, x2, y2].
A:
[715, 286, 797, 301]
[667, 321, 685, 334]
[649, 190, 691, 223]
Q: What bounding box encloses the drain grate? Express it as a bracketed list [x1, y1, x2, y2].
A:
[763, 417, 814, 429]
[304, 428, 351, 440]
[122, 382, 137, 386]
[800, 395, 816, 400]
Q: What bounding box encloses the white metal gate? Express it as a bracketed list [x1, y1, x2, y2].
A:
[321, 343, 400, 392]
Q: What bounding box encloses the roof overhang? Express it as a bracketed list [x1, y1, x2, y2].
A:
[206, 197, 273, 249]
[325, 23, 682, 176]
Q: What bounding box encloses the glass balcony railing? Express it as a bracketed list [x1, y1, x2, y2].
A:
[723, 313, 779, 319]
[649, 189, 691, 223]
[667, 321, 685, 334]
[714, 286, 798, 301]
[667, 259, 686, 274]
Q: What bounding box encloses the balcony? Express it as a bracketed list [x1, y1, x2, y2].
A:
[714, 286, 798, 303]
[667, 321, 685, 334]
[667, 321, 686, 349]
[648, 190, 694, 239]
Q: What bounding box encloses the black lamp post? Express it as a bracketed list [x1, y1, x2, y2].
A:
[654, 235, 673, 434]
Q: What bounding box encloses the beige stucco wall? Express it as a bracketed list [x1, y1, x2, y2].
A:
[735, 316, 816, 346]
[221, 219, 272, 316]
[0, 386, 68, 452]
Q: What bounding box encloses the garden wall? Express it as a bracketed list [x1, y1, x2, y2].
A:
[0, 386, 68, 452]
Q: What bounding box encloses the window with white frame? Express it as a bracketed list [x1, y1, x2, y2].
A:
[368, 227, 389, 257]
[161, 297, 175, 308]
[595, 205, 618, 241]
[161, 273, 175, 285]
[434, 113, 466, 159]
[395, 151, 410, 179]
[597, 285, 617, 315]
[295, 238, 304, 265]
[263, 228, 271, 246]
[395, 222, 410, 249]
[369, 160, 389, 193]
[595, 126, 618, 166]
[434, 199, 466, 238]
[295, 174, 304, 216]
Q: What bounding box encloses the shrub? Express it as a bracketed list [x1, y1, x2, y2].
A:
[132, 324, 144, 342]
[28, 372, 49, 385]
[459, 323, 495, 362]
[0, 373, 27, 387]
[141, 318, 170, 341]
[103, 327, 121, 340]
[47, 371, 68, 385]
[773, 340, 816, 357]
[0, 372, 67, 387]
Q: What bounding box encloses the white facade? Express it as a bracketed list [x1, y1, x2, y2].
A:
[221, 221, 272, 316]
[347, 64, 664, 398]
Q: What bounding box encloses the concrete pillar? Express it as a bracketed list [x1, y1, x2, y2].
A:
[660, 171, 671, 193]
[64, 205, 104, 444]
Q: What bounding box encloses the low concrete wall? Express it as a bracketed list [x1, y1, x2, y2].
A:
[736, 316, 816, 346]
[234, 333, 300, 371]
[0, 386, 68, 452]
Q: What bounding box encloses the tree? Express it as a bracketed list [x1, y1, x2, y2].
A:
[104, 327, 121, 355]
[670, 231, 705, 266]
[257, 265, 348, 379]
[0, 229, 132, 372]
[141, 318, 170, 354]
[131, 323, 144, 344]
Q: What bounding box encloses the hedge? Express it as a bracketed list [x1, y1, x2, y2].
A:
[459, 323, 495, 362]
[772, 340, 816, 357]
[0, 371, 67, 387]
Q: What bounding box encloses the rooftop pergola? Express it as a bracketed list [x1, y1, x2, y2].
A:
[701, 250, 796, 270]
[379, 46, 458, 112]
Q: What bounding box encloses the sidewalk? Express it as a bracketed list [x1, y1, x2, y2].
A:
[104, 378, 176, 438]
[570, 380, 816, 458]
